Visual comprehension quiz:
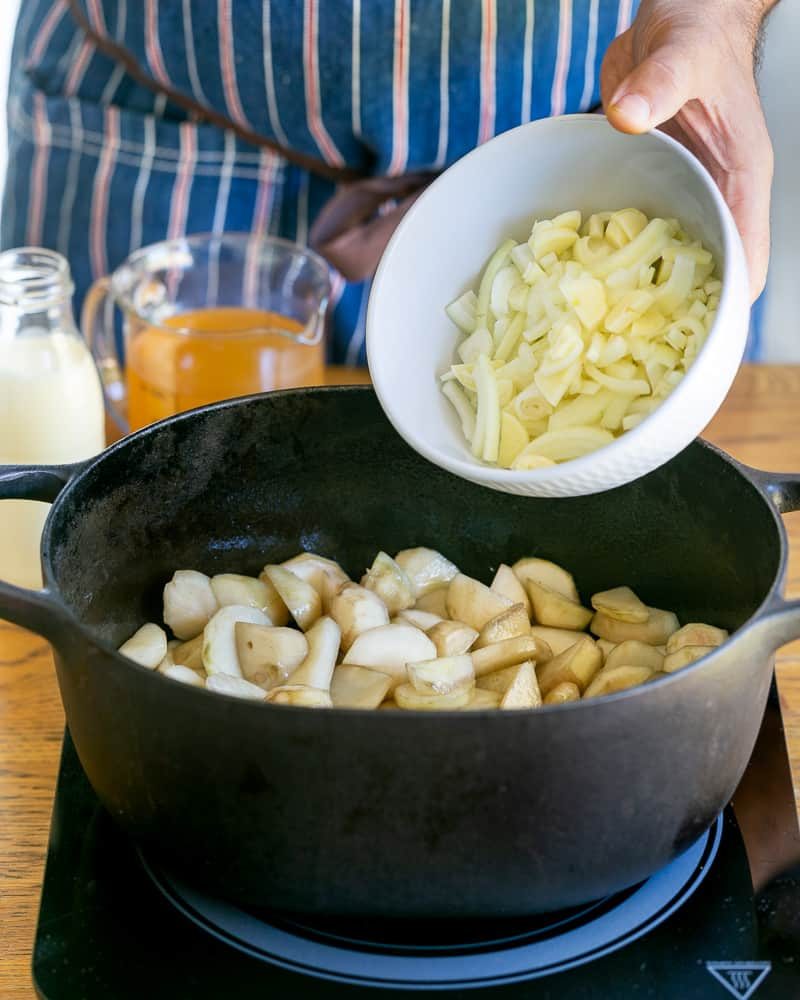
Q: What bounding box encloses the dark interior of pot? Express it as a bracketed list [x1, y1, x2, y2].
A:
[47, 387, 780, 648]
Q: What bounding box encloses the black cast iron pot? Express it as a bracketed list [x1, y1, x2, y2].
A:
[2, 386, 800, 917]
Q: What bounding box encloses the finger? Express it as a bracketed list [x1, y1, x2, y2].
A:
[677, 102, 774, 300]
[717, 157, 773, 301]
[607, 43, 698, 134]
[600, 29, 634, 109]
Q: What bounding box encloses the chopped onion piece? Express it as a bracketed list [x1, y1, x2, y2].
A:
[442, 380, 477, 444]
[656, 252, 695, 314]
[535, 360, 581, 408]
[511, 450, 557, 470]
[441, 208, 719, 469]
[490, 265, 519, 318]
[523, 426, 615, 463]
[474, 353, 501, 463]
[458, 326, 492, 364]
[622, 413, 644, 431]
[549, 390, 611, 431]
[476, 239, 516, 324]
[445, 289, 478, 334]
[511, 242, 535, 275]
[494, 312, 525, 362]
[585, 363, 650, 397]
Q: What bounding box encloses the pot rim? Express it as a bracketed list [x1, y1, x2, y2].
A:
[38, 385, 790, 716]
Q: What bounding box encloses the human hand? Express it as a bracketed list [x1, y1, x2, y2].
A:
[602, 0, 775, 300]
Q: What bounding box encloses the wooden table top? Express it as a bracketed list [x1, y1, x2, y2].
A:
[2, 364, 800, 996]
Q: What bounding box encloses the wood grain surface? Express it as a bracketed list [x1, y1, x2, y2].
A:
[2, 364, 800, 996]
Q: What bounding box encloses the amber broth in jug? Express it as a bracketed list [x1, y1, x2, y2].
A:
[126, 307, 325, 430]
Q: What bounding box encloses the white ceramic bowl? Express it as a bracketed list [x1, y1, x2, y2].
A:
[366, 115, 749, 497]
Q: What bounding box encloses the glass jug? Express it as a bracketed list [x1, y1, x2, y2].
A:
[83, 234, 331, 432]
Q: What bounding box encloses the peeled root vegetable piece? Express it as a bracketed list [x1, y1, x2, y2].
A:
[211, 573, 286, 624]
[529, 626, 585, 656]
[265, 685, 333, 707]
[477, 664, 524, 693]
[590, 586, 649, 624]
[414, 589, 449, 617]
[474, 604, 530, 649]
[590, 607, 679, 645]
[544, 681, 581, 705]
[446, 573, 513, 631]
[361, 551, 415, 614]
[343, 623, 436, 689]
[500, 661, 541, 709]
[118, 623, 168, 670]
[330, 665, 392, 709]
[663, 645, 716, 673]
[163, 570, 218, 640]
[394, 682, 472, 710]
[159, 640, 205, 680]
[583, 664, 653, 698]
[512, 558, 580, 602]
[535, 636, 602, 695]
[596, 639, 617, 662]
[286, 617, 341, 691]
[235, 623, 309, 690]
[161, 664, 205, 687]
[279, 553, 350, 613]
[330, 583, 390, 651]
[605, 640, 664, 673]
[262, 565, 322, 632]
[202, 605, 271, 677]
[665, 623, 729, 654]
[395, 547, 459, 597]
[157, 641, 179, 672]
[173, 634, 204, 670]
[206, 674, 267, 701]
[526, 580, 593, 630]
[428, 620, 479, 657]
[491, 563, 531, 616]
[393, 609, 443, 631]
[407, 655, 474, 695]
[471, 635, 551, 677]
[459, 688, 502, 709]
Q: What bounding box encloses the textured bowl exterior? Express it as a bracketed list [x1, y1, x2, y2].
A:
[367, 115, 750, 497]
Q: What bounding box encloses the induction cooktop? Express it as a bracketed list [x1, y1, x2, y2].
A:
[32, 685, 800, 999]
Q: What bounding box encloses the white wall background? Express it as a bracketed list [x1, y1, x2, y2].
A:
[0, 0, 796, 357]
[757, 1, 800, 361]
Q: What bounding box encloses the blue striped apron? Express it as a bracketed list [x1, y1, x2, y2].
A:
[5, 1, 760, 365]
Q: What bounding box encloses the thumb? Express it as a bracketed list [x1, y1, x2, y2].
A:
[607, 44, 697, 133]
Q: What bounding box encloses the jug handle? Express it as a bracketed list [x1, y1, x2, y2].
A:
[0, 463, 86, 644]
[83, 277, 129, 435]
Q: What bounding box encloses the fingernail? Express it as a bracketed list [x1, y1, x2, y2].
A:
[610, 93, 651, 130]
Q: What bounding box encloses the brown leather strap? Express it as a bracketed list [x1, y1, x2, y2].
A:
[66, 0, 364, 183]
[309, 173, 436, 282]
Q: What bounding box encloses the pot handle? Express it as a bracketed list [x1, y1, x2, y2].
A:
[745, 467, 800, 649]
[0, 462, 85, 642]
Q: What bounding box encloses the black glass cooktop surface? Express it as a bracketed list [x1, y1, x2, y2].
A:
[33, 688, 800, 999]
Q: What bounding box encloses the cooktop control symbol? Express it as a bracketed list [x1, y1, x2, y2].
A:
[704, 961, 772, 999]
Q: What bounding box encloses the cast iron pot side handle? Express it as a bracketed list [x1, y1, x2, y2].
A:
[745, 466, 800, 650]
[0, 462, 85, 640]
